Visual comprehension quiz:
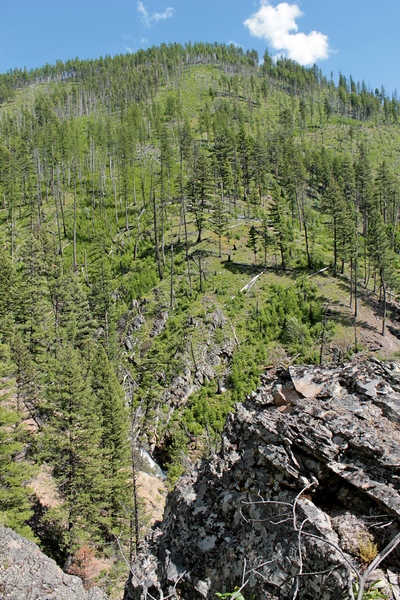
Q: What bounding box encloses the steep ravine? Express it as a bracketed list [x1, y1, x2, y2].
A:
[125, 359, 400, 599]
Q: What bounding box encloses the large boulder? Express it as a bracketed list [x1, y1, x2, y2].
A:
[125, 359, 400, 599]
[0, 525, 108, 600]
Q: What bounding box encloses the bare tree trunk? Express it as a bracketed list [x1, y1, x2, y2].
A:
[73, 180, 77, 272]
[170, 239, 175, 308]
[130, 448, 140, 562]
[381, 270, 387, 337]
[182, 198, 192, 295]
[152, 178, 162, 280]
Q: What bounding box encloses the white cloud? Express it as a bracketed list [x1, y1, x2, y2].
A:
[137, 2, 174, 28]
[152, 7, 175, 22]
[137, 2, 150, 27]
[244, 1, 330, 66]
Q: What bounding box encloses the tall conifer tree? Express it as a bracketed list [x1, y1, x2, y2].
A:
[0, 382, 35, 539]
[44, 345, 105, 554]
[90, 346, 131, 537]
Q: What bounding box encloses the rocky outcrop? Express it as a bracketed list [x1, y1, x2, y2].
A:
[119, 303, 235, 410]
[126, 359, 400, 599]
[0, 525, 108, 600]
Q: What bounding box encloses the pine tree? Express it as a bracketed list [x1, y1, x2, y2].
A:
[374, 161, 399, 248]
[13, 232, 55, 364]
[335, 153, 356, 275]
[321, 180, 348, 277]
[237, 123, 251, 203]
[50, 272, 96, 351]
[88, 239, 116, 357]
[186, 150, 213, 243]
[209, 192, 229, 258]
[355, 142, 373, 283]
[259, 212, 274, 267]
[247, 225, 259, 265]
[0, 247, 15, 344]
[269, 189, 293, 270]
[44, 345, 106, 554]
[12, 334, 43, 427]
[178, 118, 194, 293]
[367, 200, 396, 336]
[89, 346, 131, 537]
[0, 380, 35, 539]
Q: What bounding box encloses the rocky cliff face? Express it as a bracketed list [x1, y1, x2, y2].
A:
[0, 525, 108, 600]
[126, 359, 400, 599]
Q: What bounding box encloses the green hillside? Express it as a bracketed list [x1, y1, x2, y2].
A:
[1, 42, 400, 593]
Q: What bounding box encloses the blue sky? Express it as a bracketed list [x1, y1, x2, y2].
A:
[0, 1, 399, 95]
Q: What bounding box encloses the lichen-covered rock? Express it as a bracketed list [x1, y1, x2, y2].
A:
[125, 359, 400, 599]
[162, 367, 194, 409]
[0, 525, 108, 600]
[150, 311, 169, 337]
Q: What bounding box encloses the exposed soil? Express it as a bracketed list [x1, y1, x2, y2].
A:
[137, 471, 167, 525]
[315, 273, 400, 360]
[29, 464, 61, 509]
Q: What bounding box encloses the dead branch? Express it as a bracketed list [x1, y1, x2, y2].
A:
[114, 532, 186, 600]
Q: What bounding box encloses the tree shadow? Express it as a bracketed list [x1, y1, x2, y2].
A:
[222, 260, 305, 281]
[221, 259, 261, 276]
[321, 275, 389, 335]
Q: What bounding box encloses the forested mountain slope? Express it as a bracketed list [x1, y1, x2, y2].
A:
[1, 42, 400, 595]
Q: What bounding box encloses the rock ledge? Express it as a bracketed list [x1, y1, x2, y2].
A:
[0, 524, 108, 600]
[126, 360, 400, 599]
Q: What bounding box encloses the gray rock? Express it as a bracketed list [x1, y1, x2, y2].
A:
[162, 368, 194, 409]
[0, 525, 108, 600]
[206, 309, 227, 330]
[125, 360, 400, 599]
[150, 311, 168, 337]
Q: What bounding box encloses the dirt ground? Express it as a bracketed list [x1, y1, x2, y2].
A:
[315, 273, 400, 361]
[137, 471, 167, 525]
